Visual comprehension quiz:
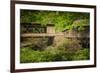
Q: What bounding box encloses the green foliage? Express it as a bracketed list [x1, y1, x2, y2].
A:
[73, 48, 90, 60]
[20, 47, 90, 63]
[20, 10, 90, 32]
[72, 19, 89, 31]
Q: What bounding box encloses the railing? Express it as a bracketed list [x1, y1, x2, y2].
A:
[21, 33, 64, 37]
[21, 33, 89, 38]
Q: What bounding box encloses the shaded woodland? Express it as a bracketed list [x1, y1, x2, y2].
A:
[20, 9, 90, 63]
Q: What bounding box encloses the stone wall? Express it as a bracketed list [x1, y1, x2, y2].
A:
[47, 26, 55, 34]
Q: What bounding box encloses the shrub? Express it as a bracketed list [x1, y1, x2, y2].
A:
[55, 38, 81, 53]
[73, 48, 90, 60]
[20, 47, 90, 63]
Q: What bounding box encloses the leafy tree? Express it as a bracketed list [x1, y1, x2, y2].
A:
[20, 9, 90, 32]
